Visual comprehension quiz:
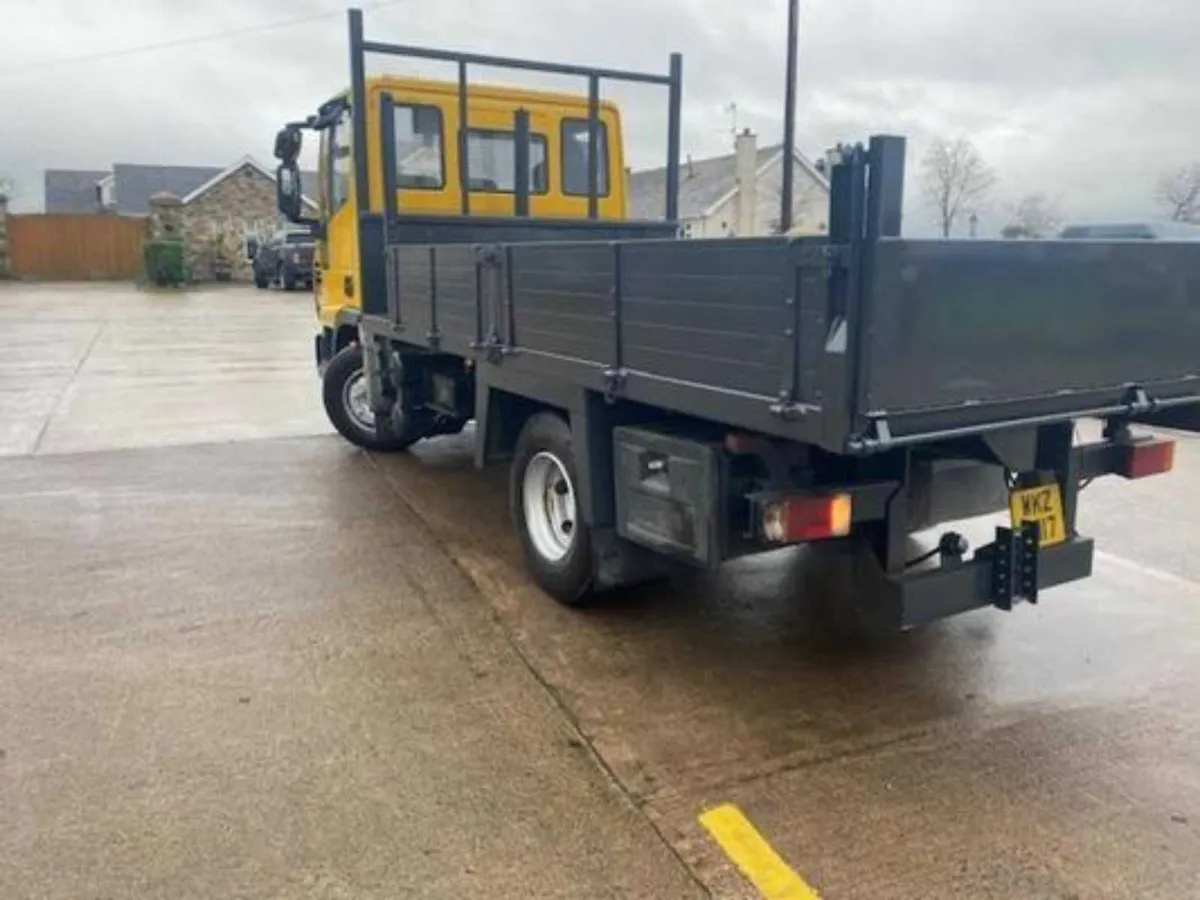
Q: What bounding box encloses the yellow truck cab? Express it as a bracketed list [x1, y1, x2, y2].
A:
[304, 74, 631, 446]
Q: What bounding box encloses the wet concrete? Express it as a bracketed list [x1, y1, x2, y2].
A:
[0, 439, 703, 900]
[381, 429, 1200, 898]
[0, 282, 328, 457]
[4, 283, 1200, 898]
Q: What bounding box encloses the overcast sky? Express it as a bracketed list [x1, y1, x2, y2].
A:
[1, 0, 1197, 234]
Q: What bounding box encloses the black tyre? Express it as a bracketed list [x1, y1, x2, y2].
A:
[510, 413, 594, 605]
[253, 272, 270, 289]
[321, 345, 418, 452]
[282, 269, 298, 291]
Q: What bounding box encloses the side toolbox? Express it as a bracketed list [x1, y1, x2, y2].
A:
[613, 426, 723, 567]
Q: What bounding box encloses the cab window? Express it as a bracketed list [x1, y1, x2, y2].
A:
[466, 128, 548, 193]
[562, 119, 609, 196]
[330, 107, 352, 212]
[394, 105, 444, 189]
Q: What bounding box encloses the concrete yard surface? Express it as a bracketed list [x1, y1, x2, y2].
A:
[0, 282, 328, 457]
[3, 282, 1200, 899]
[0, 438, 703, 900]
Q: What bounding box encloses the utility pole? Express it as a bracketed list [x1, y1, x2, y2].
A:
[778, 0, 799, 234]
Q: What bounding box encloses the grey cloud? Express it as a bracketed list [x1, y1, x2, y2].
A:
[1, 0, 1196, 233]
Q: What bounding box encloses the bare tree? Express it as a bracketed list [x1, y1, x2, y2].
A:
[1156, 164, 1200, 223]
[1001, 193, 1062, 239]
[920, 137, 997, 237]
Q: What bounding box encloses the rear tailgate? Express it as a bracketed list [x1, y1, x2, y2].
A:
[860, 239, 1200, 438]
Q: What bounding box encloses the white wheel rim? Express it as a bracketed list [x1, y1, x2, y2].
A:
[522, 451, 577, 563]
[342, 370, 375, 431]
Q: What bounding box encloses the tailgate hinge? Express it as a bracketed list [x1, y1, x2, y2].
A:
[847, 415, 893, 454]
[1122, 385, 1153, 415]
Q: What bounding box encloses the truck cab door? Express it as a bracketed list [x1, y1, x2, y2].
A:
[316, 106, 359, 330]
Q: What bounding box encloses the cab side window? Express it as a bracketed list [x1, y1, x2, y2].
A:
[562, 119, 609, 197]
[394, 105, 444, 189]
[330, 107, 352, 212]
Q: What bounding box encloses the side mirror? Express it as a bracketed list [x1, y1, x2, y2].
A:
[276, 163, 303, 222]
[274, 125, 303, 164]
[245, 237, 259, 261]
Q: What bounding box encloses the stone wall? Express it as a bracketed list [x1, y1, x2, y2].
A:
[178, 164, 280, 282]
[0, 193, 9, 278]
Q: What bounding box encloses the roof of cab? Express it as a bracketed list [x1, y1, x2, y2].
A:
[363, 74, 620, 114]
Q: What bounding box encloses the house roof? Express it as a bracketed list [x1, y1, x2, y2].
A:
[44, 169, 109, 213]
[180, 156, 318, 209]
[628, 144, 829, 222]
[111, 163, 222, 214]
[43, 161, 320, 215]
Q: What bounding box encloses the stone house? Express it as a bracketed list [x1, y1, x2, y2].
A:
[629, 129, 830, 238]
[173, 158, 315, 282]
[43, 158, 316, 282]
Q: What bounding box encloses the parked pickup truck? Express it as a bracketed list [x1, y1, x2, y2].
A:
[273, 9, 1200, 635]
[251, 230, 314, 291]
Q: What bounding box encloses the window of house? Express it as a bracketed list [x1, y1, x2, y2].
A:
[394, 105, 444, 189]
[465, 129, 548, 194]
[561, 119, 609, 197]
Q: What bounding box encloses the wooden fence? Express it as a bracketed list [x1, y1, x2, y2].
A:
[7, 214, 147, 280]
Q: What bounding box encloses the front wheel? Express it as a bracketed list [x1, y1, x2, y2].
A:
[510, 413, 594, 605]
[321, 345, 417, 452]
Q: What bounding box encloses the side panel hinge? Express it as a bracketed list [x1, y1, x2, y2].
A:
[768, 394, 813, 420]
[603, 367, 628, 401]
[796, 242, 848, 273]
[472, 332, 511, 364]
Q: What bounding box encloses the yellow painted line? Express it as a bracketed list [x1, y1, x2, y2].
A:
[699, 803, 821, 900]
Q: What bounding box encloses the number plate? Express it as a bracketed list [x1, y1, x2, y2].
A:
[1009, 483, 1067, 547]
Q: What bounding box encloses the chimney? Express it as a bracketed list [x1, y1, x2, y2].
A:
[735, 127, 757, 237]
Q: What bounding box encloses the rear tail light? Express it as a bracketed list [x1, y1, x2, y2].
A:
[1119, 438, 1176, 479]
[762, 493, 853, 544]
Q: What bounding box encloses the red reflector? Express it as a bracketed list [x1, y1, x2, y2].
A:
[1121, 438, 1176, 479]
[762, 494, 852, 544]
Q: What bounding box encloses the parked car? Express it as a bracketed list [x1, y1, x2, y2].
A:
[1059, 221, 1200, 240]
[250, 230, 315, 290]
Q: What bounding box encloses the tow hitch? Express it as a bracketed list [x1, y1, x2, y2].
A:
[990, 523, 1041, 611]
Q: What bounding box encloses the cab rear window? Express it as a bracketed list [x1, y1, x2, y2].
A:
[561, 119, 610, 197]
[466, 128, 549, 194]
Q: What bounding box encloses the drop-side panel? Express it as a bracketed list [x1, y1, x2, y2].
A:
[390, 245, 433, 339]
[509, 243, 615, 365]
[430, 244, 480, 349]
[618, 240, 792, 399]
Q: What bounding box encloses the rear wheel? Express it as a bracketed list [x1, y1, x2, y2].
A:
[321, 345, 417, 452]
[510, 413, 594, 605]
[282, 268, 298, 291]
[253, 272, 269, 289]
